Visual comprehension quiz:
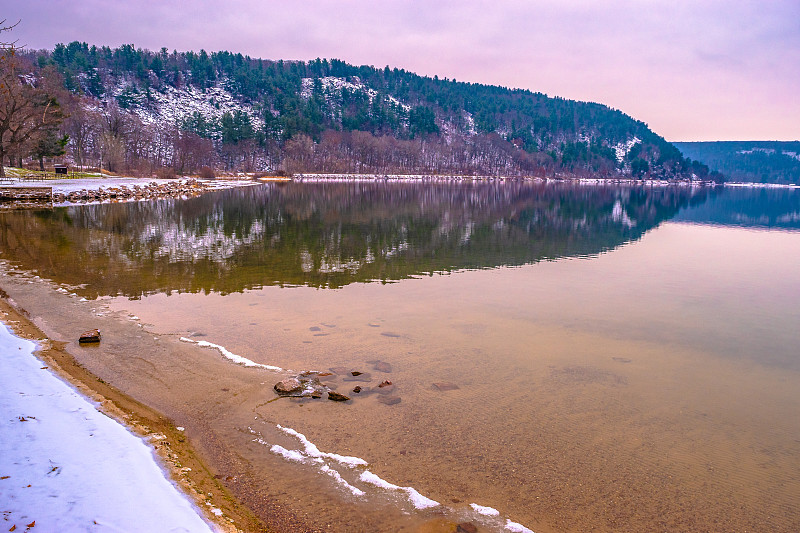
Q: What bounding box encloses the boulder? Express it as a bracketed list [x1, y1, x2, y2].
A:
[78, 329, 101, 343]
[274, 378, 302, 394]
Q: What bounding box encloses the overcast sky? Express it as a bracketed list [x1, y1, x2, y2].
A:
[5, 0, 799, 141]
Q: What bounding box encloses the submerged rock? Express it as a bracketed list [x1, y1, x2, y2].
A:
[274, 378, 302, 394]
[343, 372, 372, 382]
[373, 361, 393, 373]
[457, 523, 479, 533]
[377, 380, 395, 394]
[327, 391, 350, 402]
[433, 382, 460, 391]
[378, 395, 401, 406]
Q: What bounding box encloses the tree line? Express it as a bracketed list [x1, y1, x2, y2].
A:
[2, 33, 718, 180]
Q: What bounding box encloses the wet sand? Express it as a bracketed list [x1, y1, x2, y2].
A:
[0, 278, 304, 533]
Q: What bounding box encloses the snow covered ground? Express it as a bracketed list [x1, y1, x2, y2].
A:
[6, 177, 254, 194]
[0, 323, 215, 532]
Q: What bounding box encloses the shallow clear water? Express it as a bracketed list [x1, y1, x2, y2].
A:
[1, 181, 799, 532]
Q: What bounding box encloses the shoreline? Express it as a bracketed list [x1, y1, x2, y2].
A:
[0, 291, 265, 532]
[0, 268, 530, 533]
[0, 268, 333, 533]
[1, 172, 796, 214]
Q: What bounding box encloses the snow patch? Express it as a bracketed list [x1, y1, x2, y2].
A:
[358, 470, 440, 509]
[613, 137, 641, 163]
[277, 424, 368, 467]
[269, 443, 307, 463]
[0, 323, 214, 532]
[126, 78, 264, 133]
[470, 503, 501, 516]
[320, 464, 366, 497]
[179, 337, 283, 371]
[505, 520, 535, 533]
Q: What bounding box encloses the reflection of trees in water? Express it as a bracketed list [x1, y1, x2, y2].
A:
[672, 186, 800, 229]
[0, 182, 710, 298]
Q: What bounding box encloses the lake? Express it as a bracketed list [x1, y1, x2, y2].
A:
[1, 180, 799, 532]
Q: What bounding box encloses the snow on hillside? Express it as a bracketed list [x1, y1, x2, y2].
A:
[110, 78, 264, 132]
[300, 76, 410, 112]
[614, 137, 641, 162]
[738, 147, 800, 161]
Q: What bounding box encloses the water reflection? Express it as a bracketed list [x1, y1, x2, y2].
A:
[0, 182, 711, 298]
[674, 186, 800, 229]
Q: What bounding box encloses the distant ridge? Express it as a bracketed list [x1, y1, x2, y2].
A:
[674, 141, 800, 185]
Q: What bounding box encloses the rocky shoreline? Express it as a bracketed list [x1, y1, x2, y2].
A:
[0, 178, 260, 208]
[55, 179, 215, 203]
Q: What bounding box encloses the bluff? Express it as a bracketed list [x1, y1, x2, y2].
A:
[20, 42, 716, 179]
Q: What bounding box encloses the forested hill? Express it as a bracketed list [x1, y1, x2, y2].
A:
[19, 42, 716, 179]
[674, 141, 800, 185]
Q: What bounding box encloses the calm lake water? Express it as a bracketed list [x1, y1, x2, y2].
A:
[2, 181, 799, 532]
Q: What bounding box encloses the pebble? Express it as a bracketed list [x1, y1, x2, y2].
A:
[343, 372, 372, 382]
[327, 391, 350, 402]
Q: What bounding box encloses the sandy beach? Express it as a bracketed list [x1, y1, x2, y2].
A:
[0, 287, 268, 532]
[0, 252, 325, 533]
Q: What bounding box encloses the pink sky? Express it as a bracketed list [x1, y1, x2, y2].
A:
[5, 0, 799, 141]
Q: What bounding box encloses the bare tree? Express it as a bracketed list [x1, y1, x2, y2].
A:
[63, 102, 97, 170]
[0, 23, 65, 177]
[283, 134, 314, 174]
